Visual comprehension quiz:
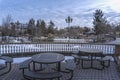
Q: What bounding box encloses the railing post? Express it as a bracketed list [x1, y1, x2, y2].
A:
[114, 44, 120, 64]
[115, 45, 120, 55]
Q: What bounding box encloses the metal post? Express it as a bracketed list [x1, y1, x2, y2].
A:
[65, 16, 73, 48]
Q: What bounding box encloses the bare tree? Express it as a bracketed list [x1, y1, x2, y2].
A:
[2, 15, 13, 36]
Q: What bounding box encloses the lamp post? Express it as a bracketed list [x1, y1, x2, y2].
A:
[65, 16, 73, 29]
[65, 16, 73, 47]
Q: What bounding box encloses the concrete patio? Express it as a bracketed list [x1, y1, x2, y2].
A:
[0, 60, 119, 80]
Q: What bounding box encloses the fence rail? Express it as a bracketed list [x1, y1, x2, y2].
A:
[0, 42, 115, 55]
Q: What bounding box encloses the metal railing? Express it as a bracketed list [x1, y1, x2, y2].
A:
[0, 42, 115, 55]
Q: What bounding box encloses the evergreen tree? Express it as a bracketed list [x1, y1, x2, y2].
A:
[47, 20, 55, 34]
[15, 20, 21, 36]
[93, 9, 107, 35]
[36, 19, 42, 36]
[83, 27, 90, 34]
[10, 22, 16, 36]
[27, 18, 35, 36]
[40, 20, 47, 36]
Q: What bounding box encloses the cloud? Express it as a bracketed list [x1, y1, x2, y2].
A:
[0, 0, 120, 28]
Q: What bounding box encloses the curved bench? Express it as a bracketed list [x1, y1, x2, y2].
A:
[0, 56, 13, 76]
[19, 59, 32, 74]
[65, 59, 76, 80]
[24, 71, 62, 80]
[72, 54, 90, 65]
[98, 56, 113, 68]
[19, 59, 62, 80]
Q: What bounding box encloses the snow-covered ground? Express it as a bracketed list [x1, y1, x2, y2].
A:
[106, 38, 120, 45]
[13, 57, 31, 63]
[13, 56, 114, 63]
[0, 56, 114, 64]
[13, 56, 74, 63]
[0, 59, 5, 64]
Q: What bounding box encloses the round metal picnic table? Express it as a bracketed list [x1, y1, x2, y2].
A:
[32, 53, 65, 71]
[78, 48, 103, 70]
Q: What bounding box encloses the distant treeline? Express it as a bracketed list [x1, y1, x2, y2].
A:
[0, 9, 120, 38]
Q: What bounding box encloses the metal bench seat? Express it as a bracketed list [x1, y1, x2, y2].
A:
[0, 56, 13, 63]
[19, 59, 62, 80]
[24, 71, 62, 80]
[72, 54, 91, 65]
[19, 59, 32, 70]
[65, 59, 76, 80]
[0, 56, 13, 76]
[97, 56, 113, 68]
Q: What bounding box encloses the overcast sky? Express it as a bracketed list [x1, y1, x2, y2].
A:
[0, 0, 120, 28]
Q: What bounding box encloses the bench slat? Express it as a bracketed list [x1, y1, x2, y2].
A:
[19, 59, 32, 69]
[0, 56, 13, 76]
[24, 71, 62, 79]
[0, 56, 13, 63]
[66, 59, 76, 71]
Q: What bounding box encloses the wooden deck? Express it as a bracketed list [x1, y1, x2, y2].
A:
[0, 61, 120, 80]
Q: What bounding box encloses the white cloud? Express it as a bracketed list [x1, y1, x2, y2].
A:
[0, 0, 120, 28]
[104, 0, 120, 13]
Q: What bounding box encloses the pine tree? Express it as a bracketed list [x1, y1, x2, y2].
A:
[36, 19, 42, 36]
[93, 9, 107, 35]
[27, 18, 35, 36]
[47, 20, 55, 34]
[40, 20, 47, 36]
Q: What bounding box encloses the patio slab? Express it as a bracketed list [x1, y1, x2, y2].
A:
[0, 61, 119, 80]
